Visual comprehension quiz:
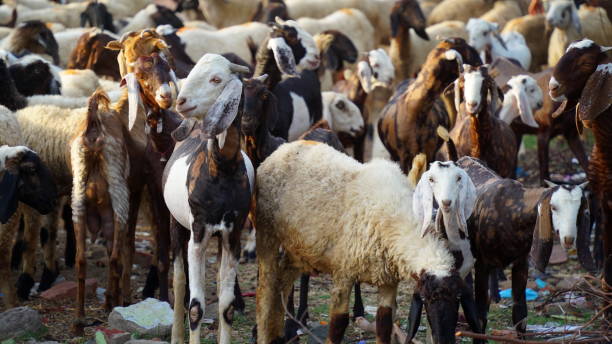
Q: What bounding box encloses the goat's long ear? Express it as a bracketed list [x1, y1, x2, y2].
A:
[201, 77, 243, 139]
[390, 5, 401, 38]
[80, 12, 89, 28]
[267, 36, 298, 76]
[576, 193, 597, 273]
[453, 78, 462, 114]
[530, 191, 554, 273]
[413, 171, 434, 238]
[577, 64, 612, 122]
[486, 74, 499, 115]
[514, 85, 539, 128]
[120, 72, 141, 131]
[357, 60, 373, 93]
[0, 170, 19, 224]
[105, 40, 123, 51]
[458, 169, 477, 237]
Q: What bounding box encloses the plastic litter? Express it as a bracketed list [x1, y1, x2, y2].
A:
[364, 305, 377, 316]
[500, 288, 538, 301]
[535, 278, 547, 289]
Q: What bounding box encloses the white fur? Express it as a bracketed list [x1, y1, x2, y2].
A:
[163, 154, 193, 230]
[0, 105, 23, 147]
[16, 2, 88, 28]
[156, 24, 176, 36]
[463, 68, 485, 114]
[277, 18, 320, 71]
[60, 69, 101, 98]
[8, 54, 62, 93]
[357, 48, 394, 93]
[54, 28, 90, 68]
[499, 75, 542, 128]
[26, 95, 89, 108]
[467, 18, 531, 70]
[0, 145, 30, 171]
[287, 92, 311, 141]
[241, 151, 255, 194]
[321, 91, 363, 137]
[548, 76, 566, 102]
[119, 4, 158, 35]
[567, 38, 595, 52]
[549, 185, 585, 249]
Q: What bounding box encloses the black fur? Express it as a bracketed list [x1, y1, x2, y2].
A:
[0, 59, 27, 110]
[80, 2, 116, 32]
[38, 263, 58, 292]
[142, 265, 160, 299]
[16, 273, 34, 301]
[9, 59, 61, 96]
[151, 5, 184, 29]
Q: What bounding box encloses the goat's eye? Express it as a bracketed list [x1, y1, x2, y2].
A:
[373, 72, 379, 79]
[336, 101, 345, 110]
[456, 175, 462, 182]
[429, 177, 435, 183]
[261, 93, 268, 100]
[551, 205, 557, 211]
[210, 77, 222, 84]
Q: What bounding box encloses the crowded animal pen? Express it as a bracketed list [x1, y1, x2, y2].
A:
[0, 0, 610, 343]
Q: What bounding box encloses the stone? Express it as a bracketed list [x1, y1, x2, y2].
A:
[556, 276, 581, 290]
[307, 325, 328, 344]
[124, 341, 169, 344]
[0, 307, 43, 341]
[549, 244, 568, 265]
[39, 279, 97, 300]
[108, 298, 173, 337]
[96, 328, 130, 344]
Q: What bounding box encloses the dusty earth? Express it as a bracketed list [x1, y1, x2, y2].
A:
[0, 133, 606, 343]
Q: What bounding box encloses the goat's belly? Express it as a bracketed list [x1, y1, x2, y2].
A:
[287, 92, 312, 141]
[164, 154, 194, 230]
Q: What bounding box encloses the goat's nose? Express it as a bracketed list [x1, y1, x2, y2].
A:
[441, 200, 452, 208]
[564, 236, 575, 247]
[467, 101, 477, 108]
[176, 97, 186, 106]
[160, 93, 170, 100]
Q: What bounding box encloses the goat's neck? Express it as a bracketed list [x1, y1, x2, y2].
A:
[390, 25, 411, 80]
[348, 75, 367, 111]
[207, 122, 243, 173]
[254, 46, 282, 90]
[146, 108, 183, 161]
[403, 70, 445, 119]
[468, 101, 492, 158]
[244, 121, 275, 168]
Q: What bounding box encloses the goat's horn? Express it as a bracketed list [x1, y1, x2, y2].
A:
[255, 74, 269, 82]
[275, 16, 286, 26]
[230, 63, 251, 75]
[601, 46, 612, 52]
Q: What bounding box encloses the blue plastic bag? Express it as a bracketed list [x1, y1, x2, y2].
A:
[500, 288, 538, 301]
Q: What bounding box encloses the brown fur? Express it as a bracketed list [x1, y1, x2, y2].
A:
[376, 306, 393, 344]
[67, 30, 120, 81]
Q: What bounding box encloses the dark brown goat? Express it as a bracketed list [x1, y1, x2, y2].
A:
[80, 2, 116, 33]
[449, 65, 517, 178]
[549, 39, 612, 317]
[4, 20, 59, 65]
[378, 38, 481, 173]
[67, 30, 120, 81]
[389, 0, 430, 81]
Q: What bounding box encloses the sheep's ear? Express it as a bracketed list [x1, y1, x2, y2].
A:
[121, 73, 141, 131]
[267, 37, 298, 76]
[105, 40, 124, 51]
[0, 170, 19, 224]
[201, 78, 243, 139]
[530, 194, 554, 273]
[576, 194, 597, 272]
[514, 85, 539, 128]
[412, 171, 434, 238]
[577, 64, 612, 122]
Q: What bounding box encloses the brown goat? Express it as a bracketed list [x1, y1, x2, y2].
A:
[549, 39, 612, 317]
[389, 0, 430, 81]
[378, 38, 481, 173]
[3, 20, 59, 65]
[67, 29, 120, 81]
[449, 64, 517, 178]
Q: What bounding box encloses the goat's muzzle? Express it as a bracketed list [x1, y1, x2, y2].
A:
[563, 236, 575, 249]
[441, 200, 452, 213]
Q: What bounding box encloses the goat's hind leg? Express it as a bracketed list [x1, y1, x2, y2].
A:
[171, 219, 189, 344]
[511, 258, 528, 335]
[16, 206, 41, 300]
[376, 285, 398, 344]
[187, 230, 212, 344]
[39, 208, 60, 292]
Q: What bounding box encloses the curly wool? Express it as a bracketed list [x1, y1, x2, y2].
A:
[0, 105, 23, 146]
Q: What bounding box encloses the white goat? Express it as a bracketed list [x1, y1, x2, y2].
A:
[321, 91, 364, 138]
[467, 18, 532, 70]
[499, 74, 542, 127]
[356, 48, 395, 93]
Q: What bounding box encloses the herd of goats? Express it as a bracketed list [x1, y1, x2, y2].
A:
[0, 0, 611, 343]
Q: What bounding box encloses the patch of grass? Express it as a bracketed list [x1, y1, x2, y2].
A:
[522, 135, 537, 150]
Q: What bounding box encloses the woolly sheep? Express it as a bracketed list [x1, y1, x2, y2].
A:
[502, 14, 549, 71]
[59, 69, 100, 98]
[427, 0, 495, 25]
[467, 18, 532, 69]
[198, 0, 260, 28]
[480, 0, 523, 29]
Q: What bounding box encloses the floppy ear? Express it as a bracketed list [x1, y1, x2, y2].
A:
[267, 37, 298, 76]
[171, 117, 197, 142]
[325, 49, 340, 71]
[413, 171, 434, 237]
[454, 78, 462, 113]
[530, 191, 554, 273]
[357, 60, 373, 93]
[577, 64, 612, 122]
[120, 73, 141, 131]
[80, 12, 89, 27]
[458, 170, 477, 237]
[201, 77, 243, 139]
[0, 170, 19, 224]
[514, 85, 539, 128]
[390, 5, 401, 38]
[576, 193, 597, 273]
[486, 74, 499, 115]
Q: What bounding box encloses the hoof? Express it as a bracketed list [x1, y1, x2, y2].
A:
[284, 318, 301, 343]
[16, 273, 35, 301]
[222, 304, 235, 324]
[38, 264, 59, 292]
[142, 265, 160, 299]
[233, 293, 246, 314]
[188, 299, 203, 330]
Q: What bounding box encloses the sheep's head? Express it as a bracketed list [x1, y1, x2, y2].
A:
[546, 0, 580, 32]
[322, 92, 363, 139]
[357, 48, 395, 93]
[242, 74, 277, 136]
[466, 18, 498, 53]
[8, 54, 61, 96]
[268, 17, 320, 75]
[8, 21, 59, 65]
[499, 75, 541, 127]
[315, 30, 357, 71]
[455, 64, 498, 116]
[0, 145, 57, 224]
[390, 0, 428, 40]
[413, 161, 476, 239]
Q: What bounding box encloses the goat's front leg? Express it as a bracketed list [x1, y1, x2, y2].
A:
[474, 261, 490, 331]
[107, 217, 124, 310]
[325, 279, 353, 344]
[255, 230, 284, 344]
[353, 282, 365, 318]
[565, 132, 589, 174]
[187, 230, 212, 344]
[537, 132, 551, 185]
[16, 206, 41, 300]
[63, 203, 76, 268]
[72, 218, 87, 336]
[217, 227, 241, 344]
[376, 285, 398, 344]
[405, 293, 423, 342]
[0, 214, 20, 308]
[171, 219, 188, 344]
[39, 207, 60, 292]
[511, 258, 528, 334]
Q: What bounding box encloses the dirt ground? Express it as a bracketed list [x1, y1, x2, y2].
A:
[0, 133, 606, 343]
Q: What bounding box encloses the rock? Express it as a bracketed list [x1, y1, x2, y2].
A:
[39, 279, 97, 300]
[96, 328, 130, 344]
[108, 298, 173, 337]
[307, 325, 328, 344]
[556, 276, 581, 290]
[549, 244, 568, 265]
[0, 307, 43, 341]
[124, 341, 169, 344]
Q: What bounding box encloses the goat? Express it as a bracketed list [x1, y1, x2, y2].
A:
[80, 1, 115, 33]
[168, 54, 253, 344]
[467, 18, 532, 70]
[255, 140, 479, 344]
[67, 29, 120, 80]
[0, 59, 27, 111]
[251, 0, 290, 23]
[119, 4, 184, 35]
[549, 38, 612, 306]
[378, 38, 481, 173]
[155, 25, 196, 78]
[0, 20, 59, 65]
[314, 30, 357, 92]
[0, 145, 57, 308]
[457, 156, 594, 334]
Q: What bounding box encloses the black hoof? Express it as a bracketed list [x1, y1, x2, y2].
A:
[10, 239, 26, 271]
[16, 273, 35, 301]
[284, 318, 301, 343]
[233, 294, 246, 314]
[38, 264, 59, 292]
[142, 265, 160, 299]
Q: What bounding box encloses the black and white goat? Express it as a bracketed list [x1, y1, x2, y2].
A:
[167, 54, 253, 344]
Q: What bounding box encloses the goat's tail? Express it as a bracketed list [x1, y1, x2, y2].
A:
[84, 89, 111, 144]
[437, 126, 458, 162]
[407, 153, 427, 188]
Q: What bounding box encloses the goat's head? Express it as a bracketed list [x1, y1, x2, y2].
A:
[8, 54, 61, 96]
[106, 29, 175, 78]
[315, 30, 357, 71]
[546, 0, 580, 32]
[466, 18, 502, 53]
[133, 52, 178, 109]
[390, 0, 429, 40]
[150, 5, 184, 29]
[549, 39, 612, 125]
[423, 38, 482, 89]
[8, 21, 59, 65]
[413, 161, 476, 238]
[531, 181, 595, 272]
[267, 16, 320, 75]
[0, 145, 57, 224]
[499, 75, 542, 127]
[455, 64, 498, 116]
[322, 91, 363, 139]
[68, 30, 120, 81]
[357, 48, 395, 93]
[80, 2, 115, 33]
[242, 74, 277, 136]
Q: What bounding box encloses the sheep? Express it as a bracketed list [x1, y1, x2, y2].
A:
[285, 0, 396, 44]
[467, 18, 532, 69]
[251, 0, 290, 24]
[577, 4, 612, 48]
[15, 2, 88, 28]
[6, 54, 61, 96]
[66, 29, 120, 81]
[378, 38, 482, 173]
[314, 30, 357, 92]
[0, 144, 57, 309]
[79, 1, 116, 33]
[59, 69, 100, 97]
[198, 0, 260, 28]
[255, 140, 478, 344]
[502, 14, 550, 71]
[166, 53, 252, 344]
[548, 38, 612, 303]
[0, 59, 27, 111]
[427, 0, 495, 26]
[0, 20, 59, 65]
[480, 0, 523, 29]
[456, 156, 594, 333]
[296, 8, 376, 54]
[118, 4, 183, 35]
[54, 27, 92, 68]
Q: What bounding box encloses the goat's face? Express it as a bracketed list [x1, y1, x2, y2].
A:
[462, 65, 488, 115]
[466, 18, 497, 52]
[81, 2, 115, 32]
[324, 92, 363, 137]
[417, 272, 464, 344]
[242, 75, 273, 136]
[426, 162, 469, 214]
[0, 146, 57, 223]
[425, 39, 482, 87]
[390, 0, 429, 40]
[13, 21, 60, 65]
[270, 17, 320, 73]
[549, 183, 587, 250]
[500, 75, 542, 127]
[549, 40, 603, 102]
[133, 53, 178, 110]
[546, 0, 578, 30]
[357, 48, 395, 92]
[316, 30, 357, 71]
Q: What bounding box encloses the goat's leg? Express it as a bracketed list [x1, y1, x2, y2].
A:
[537, 132, 551, 185]
[325, 279, 353, 344]
[16, 206, 41, 300]
[565, 132, 589, 173]
[460, 281, 485, 344]
[0, 214, 20, 308]
[405, 293, 423, 342]
[108, 218, 124, 309]
[284, 284, 298, 341]
[187, 230, 212, 344]
[217, 226, 242, 344]
[39, 209, 59, 292]
[297, 274, 310, 323]
[511, 258, 528, 334]
[278, 259, 301, 343]
[63, 203, 76, 268]
[474, 262, 490, 331]
[376, 285, 398, 344]
[256, 228, 284, 343]
[170, 219, 188, 344]
[122, 185, 142, 306]
[72, 219, 87, 336]
[489, 270, 500, 303]
[353, 282, 365, 318]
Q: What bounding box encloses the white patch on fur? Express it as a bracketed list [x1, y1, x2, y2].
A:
[548, 76, 567, 102]
[267, 36, 296, 75]
[11, 54, 62, 92]
[367, 48, 394, 88]
[156, 24, 176, 36]
[187, 233, 208, 333]
[0, 145, 30, 171]
[567, 39, 595, 52]
[596, 63, 612, 73]
[467, 18, 531, 69]
[322, 92, 363, 137]
[164, 155, 194, 230]
[463, 69, 484, 114]
[546, 0, 579, 31]
[550, 186, 584, 249]
[241, 151, 255, 194]
[281, 19, 320, 71]
[287, 92, 311, 141]
[155, 83, 173, 106]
